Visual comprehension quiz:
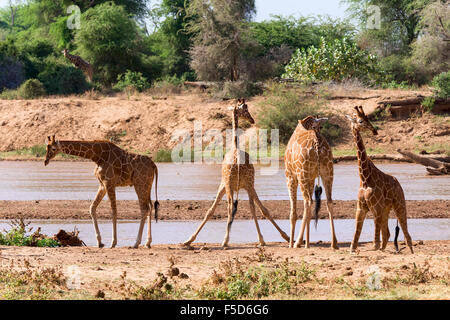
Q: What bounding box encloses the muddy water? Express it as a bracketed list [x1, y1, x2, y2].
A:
[0, 219, 448, 247]
[0, 161, 448, 201]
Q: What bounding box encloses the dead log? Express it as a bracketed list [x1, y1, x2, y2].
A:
[183, 81, 212, 89]
[397, 149, 450, 175]
[327, 95, 381, 100]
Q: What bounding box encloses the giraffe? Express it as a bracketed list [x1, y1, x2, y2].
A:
[62, 49, 93, 82]
[44, 135, 159, 249]
[346, 106, 413, 254]
[284, 116, 338, 249]
[183, 99, 290, 247]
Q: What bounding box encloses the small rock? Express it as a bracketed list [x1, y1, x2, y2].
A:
[95, 290, 105, 299]
[179, 273, 189, 279]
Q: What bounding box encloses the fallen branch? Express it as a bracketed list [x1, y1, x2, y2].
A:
[327, 95, 381, 100]
[397, 149, 450, 175]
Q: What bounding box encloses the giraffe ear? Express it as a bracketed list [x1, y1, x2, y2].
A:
[345, 115, 356, 122]
[52, 135, 56, 143]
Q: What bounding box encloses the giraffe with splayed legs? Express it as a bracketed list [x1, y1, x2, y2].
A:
[44, 135, 159, 249]
[284, 116, 338, 249]
[346, 106, 413, 253]
[62, 49, 93, 82]
[183, 99, 289, 248]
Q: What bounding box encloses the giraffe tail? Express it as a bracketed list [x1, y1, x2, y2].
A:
[314, 184, 322, 229]
[154, 166, 159, 223]
[229, 200, 239, 228]
[393, 220, 400, 252]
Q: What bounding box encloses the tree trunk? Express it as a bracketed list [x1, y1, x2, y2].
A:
[397, 149, 450, 175]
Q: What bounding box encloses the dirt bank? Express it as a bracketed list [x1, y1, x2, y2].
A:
[0, 87, 448, 158]
[1, 199, 448, 220]
[1, 240, 448, 299]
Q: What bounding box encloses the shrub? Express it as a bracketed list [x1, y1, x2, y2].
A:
[38, 58, 90, 95]
[0, 56, 25, 92]
[320, 120, 342, 146]
[283, 37, 379, 84]
[431, 72, 450, 99]
[18, 79, 46, 99]
[421, 97, 435, 113]
[212, 80, 263, 99]
[113, 70, 150, 92]
[257, 84, 323, 144]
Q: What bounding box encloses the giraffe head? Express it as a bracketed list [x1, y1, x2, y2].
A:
[346, 106, 378, 135]
[229, 99, 255, 124]
[300, 116, 328, 131]
[62, 49, 68, 57]
[44, 135, 60, 166]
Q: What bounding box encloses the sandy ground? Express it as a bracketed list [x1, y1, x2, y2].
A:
[0, 87, 448, 156]
[1, 240, 448, 299]
[1, 199, 449, 220]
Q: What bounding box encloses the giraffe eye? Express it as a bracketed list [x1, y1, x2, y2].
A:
[358, 119, 363, 123]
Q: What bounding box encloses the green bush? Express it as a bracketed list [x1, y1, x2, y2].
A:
[0, 225, 60, 247]
[18, 79, 46, 99]
[212, 80, 263, 99]
[431, 72, 450, 99]
[320, 121, 342, 146]
[257, 84, 323, 144]
[113, 70, 150, 92]
[38, 58, 90, 95]
[283, 37, 379, 84]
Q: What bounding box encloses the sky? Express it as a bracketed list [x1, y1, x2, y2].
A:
[0, 0, 351, 21]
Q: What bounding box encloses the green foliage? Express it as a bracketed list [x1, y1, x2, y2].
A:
[198, 258, 316, 299]
[186, 0, 256, 81]
[320, 121, 342, 146]
[283, 37, 379, 84]
[0, 222, 60, 248]
[154, 149, 173, 163]
[377, 54, 417, 85]
[421, 97, 435, 113]
[113, 70, 150, 92]
[75, 2, 142, 85]
[38, 57, 90, 95]
[257, 84, 324, 144]
[18, 78, 46, 99]
[212, 80, 263, 99]
[431, 72, 450, 99]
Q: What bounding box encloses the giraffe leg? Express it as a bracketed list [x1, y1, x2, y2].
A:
[393, 201, 414, 254]
[222, 191, 234, 248]
[89, 184, 106, 248]
[286, 176, 297, 248]
[248, 194, 265, 246]
[295, 197, 312, 248]
[183, 185, 226, 246]
[322, 175, 338, 249]
[372, 212, 382, 251]
[295, 180, 314, 248]
[145, 201, 154, 248]
[248, 188, 289, 242]
[106, 185, 118, 248]
[350, 198, 368, 253]
[380, 206, 391, 251]
[133, 190, 150, 249]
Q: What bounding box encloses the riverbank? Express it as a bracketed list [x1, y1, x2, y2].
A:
[0, 240, 448, 299]
[1, 200, 448, 220]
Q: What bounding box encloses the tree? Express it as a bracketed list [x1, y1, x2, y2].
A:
[186, 0, 256, 81]
[74, 2, 141, 85]
[146, 0, 193, 78]
[344, 0, 432, 55]
[410, 0, 449, 83]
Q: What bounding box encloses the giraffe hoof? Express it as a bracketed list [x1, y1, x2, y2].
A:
[98, 243, 105, 248]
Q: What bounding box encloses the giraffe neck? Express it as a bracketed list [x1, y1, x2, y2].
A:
[232, 111, 239, 151]
[352, 129, 372, 185]
[58, 141, 104, 164]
